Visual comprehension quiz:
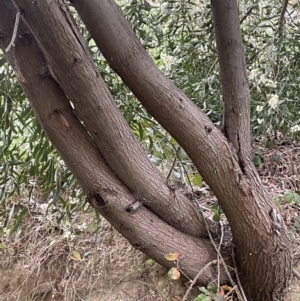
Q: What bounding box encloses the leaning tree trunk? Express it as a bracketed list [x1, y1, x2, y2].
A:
[5, 1, 206, 238]
[1, 0, 292, 299]
[69, 0, 292, 300]
[0, 0, 231, 285]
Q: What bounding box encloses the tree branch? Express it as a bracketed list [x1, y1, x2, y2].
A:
[279, 0, 289, 34]
[5, 10, 20, 52]
[0, 0, 231, 284]
[240, 4, 256, 25]
[211, 0, 251, 163]
[10, 0, 206, 237]
[69, 0, 292, 299]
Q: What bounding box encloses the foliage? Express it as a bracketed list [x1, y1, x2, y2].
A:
[274, 190, 300, 208]
[1, 0, 300, 231]
[291, 215, 300, 232]
[165, 252, 181, 280]
[0, 64, 86, 234]
[120, 0, 300, 136]
[242, 1, 300, 136]
[194, 282, 219, 301]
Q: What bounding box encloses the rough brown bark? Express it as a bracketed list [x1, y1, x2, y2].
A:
[0, 0, 230, 285]
[211, 1, 292, 299]
[211, 0, 251, 160]
[69, 0, 292, 300]
[7, 0, 207, 238]
[1, 0, 293, 299]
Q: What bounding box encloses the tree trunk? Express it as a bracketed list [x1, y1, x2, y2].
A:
[211, 0, 251, 159]
[69, 0, 292, 300]
[0, 0, 230, 285]
[7, 0, 207, 238]
[1, 0, 293, 299]
[210, 1, 292, 299]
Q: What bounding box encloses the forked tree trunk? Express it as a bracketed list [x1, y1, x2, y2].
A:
[69, 0, 292, 299]
[1, 0, 292, 300]
[7, 0, 207, 239]
[0, 0, 230, 285]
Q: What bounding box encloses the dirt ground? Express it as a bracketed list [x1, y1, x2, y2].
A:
[1, 138, 300, 301]
[0, 206, 203, 301]
[1, 219, 300, 301]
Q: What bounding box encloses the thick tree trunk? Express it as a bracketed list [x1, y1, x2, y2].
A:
[0, 0, 230, 285]
[69, 0, 292, 300]
[211, 1, 292, 299]
[1, 0, 293, 299]
[6, 0, 207, 238]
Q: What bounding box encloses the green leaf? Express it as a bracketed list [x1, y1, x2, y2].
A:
[8, 204, 15, 221]
[9, 208, 28, 235]
[165, 252, 181, 261]
[138, 122, 144, 141]
[191, 173, 203, 187]
[274, 195, 281, 209]
[265, 139, 274, 148]
[253, 156, 263, 167]
[272, 154, 280, 162]
[294, 194, 300, 205]
[213, 213, 221, 222]
[169, 137, 177, 145]
[148, 135, 153, 150]
[194, 293, 211, 301]
[199, 286, 212, 295]
[207, 282, 218, 294]
[167, 267, 180, 280]
[283, 191, 294, 204]
[145, 258, 155, 266]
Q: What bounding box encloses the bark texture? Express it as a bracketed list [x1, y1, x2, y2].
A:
[211, 0, 251, 161]
[0, 0, 230, 285]
[211, 1, 292, 299]
[69, 0, 292, 300]
[1, 0, 293, 299]
[7, 0, 207, 238]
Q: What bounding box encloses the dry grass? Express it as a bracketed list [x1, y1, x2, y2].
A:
[0, 203, 191, 301]
[1, 136, 300, 301]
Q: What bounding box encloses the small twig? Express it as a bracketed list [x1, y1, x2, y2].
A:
[176, 262, 191, 282]
[5, 11, 21, 52]
[279, 0, 289, 34]
[275, 0, 289, 77]
[167, 146, 180, 179]
[174, 149, 237, 289]
[225, 285, 238, 298]
[293, 268, 300, 281]
[171, 144, 194, 192]
[246, 41, 272, 64]
[182, 260, 217, 301]
[240, 5, 256, 24]
[217, 221, 225, 288]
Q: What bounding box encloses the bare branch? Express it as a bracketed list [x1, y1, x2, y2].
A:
[182, 260, 217, 301]
[240, 4, 256, 25]
[5, 10, 20, 52]
[293, 268, 300, 281]
[211, 0, 251, 161]
[279, 0, 289, 33]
